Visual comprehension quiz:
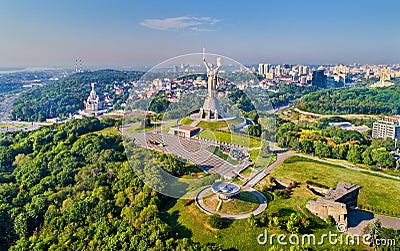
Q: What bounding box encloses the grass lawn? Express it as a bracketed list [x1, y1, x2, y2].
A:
[219, 191, 259, 214]
[248, 149, 276, 170]
[180, 117, 194, 125]
[197, 129, 261, 148]
[160, 185, 367, 250]
[315, 156, 400, 178]
[161, 120, 177, 132]
[239, 167, 255, 179]
[203, 193, 220, 211]
[179, 164, 206, 180]
[124, 122, 161, 133]
[197, 120, 228, 129]
[232, 176, 245, 185]
[92, 127, 121, 136]
[270, 157, 400, 217]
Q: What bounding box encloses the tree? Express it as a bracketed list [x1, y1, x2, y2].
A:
[288, 137, 300, 151]
[208, 214, 224, 229]
[248, 213, 258, 227]
[362, 148, 375, 165]
[325, 215, 335, 226]
[346, 145, 362, 164]
[372, 149, 395, 169]
[314, 142, 331, 158]
[255, 211, 269, 227]
[300, 139, 314, 154]
[286, 213, 301, 233]
[368, 219, 382, 249]
[0, 113, 216, 250]
[0, 204, 16, 248]
[332, 144, 348, 160]
[270, 216, 282, 230]
[248, 124, 262, 137]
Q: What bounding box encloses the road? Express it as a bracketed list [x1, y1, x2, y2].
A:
[293, 108, 378, 119]
[243, 148, 293, 189]
[347, 210, 400, 235]
[0, 94, 16, 121]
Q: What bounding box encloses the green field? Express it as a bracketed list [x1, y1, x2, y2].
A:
[159, 157, 398, 250]
[161, 186, 367, 251]
[270, 157, 400, 217]
[219, 191, 259, 214]
[248, 149, 275, 170]
[124, 122, 161, 133]
[161, 120, 177, 132]
[93, 127, 121, 136]
[202, 190, 259, 214]
[180, 117, 194, 125]
[196, 117, 245, 129]
[197, 129, 261, 148]
[197, 120, 228, 129]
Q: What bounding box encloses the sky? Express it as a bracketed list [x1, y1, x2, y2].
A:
[0, 0, 400, 68]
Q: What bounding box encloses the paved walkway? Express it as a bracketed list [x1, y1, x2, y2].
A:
[242, 147, 294, 189]
[293, 108, 378, 119]
[189, 118, 201, 127]
[195, 187, 267, 219]
[128, 131, 251, 179]
[347, 210, 400, 235]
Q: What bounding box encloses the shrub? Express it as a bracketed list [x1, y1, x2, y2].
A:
[184, 199, 194, 206]
[255, 211, 269, 227]
[248, 213, 258, 227]
[274, 189, 290, 199]
[326, 215, 335, 226]
[208, 214, 224, 229]
[283, 156, 313, 164]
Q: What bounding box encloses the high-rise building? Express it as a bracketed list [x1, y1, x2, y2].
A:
[275, 65, 281, 76]
[263, 64, 270, 74]
[303, 66, 310, 75]
[372, 116, 400, 140]
[312, 69, 327, 88]
[258, 64, 265, 76]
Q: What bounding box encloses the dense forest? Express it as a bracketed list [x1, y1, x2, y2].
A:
[296, 85, 400, 115]
[10, 70, 143, 122]
[269, 83, 319, 108]
[276, 119, 397, 171]
[0, 118, 219, 250]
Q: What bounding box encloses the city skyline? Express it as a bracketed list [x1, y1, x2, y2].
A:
[1, 0, 400, 68]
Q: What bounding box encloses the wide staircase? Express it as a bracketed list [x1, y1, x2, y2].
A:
[133, 132, 251, 179]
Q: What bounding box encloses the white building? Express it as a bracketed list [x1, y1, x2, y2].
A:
[372, 116, 400, 140]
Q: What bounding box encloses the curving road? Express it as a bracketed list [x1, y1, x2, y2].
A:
[242, 145, 294, 189]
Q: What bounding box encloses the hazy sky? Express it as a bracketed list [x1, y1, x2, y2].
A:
[1, 0, 399, 68]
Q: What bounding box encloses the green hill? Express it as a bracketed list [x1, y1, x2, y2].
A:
[10, 70, 143, 122]
[297, 85, 400, 115]
[0, 118, 219, 250]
